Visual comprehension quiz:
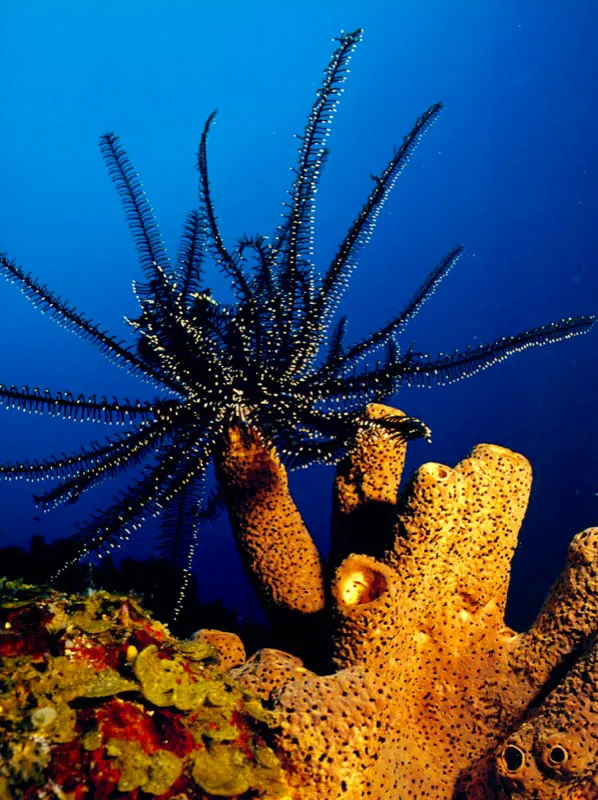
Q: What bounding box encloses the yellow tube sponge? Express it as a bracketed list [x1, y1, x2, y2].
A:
[213, 407, 597, 798]
[215, 424, 325, 615]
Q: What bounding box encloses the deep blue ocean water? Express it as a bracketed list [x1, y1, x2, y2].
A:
[0, 1, 596, 630]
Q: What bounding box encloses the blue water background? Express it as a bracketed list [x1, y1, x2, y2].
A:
[0, 1, 597, 629]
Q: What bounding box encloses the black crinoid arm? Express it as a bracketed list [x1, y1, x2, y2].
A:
[0, 28, 594, 618]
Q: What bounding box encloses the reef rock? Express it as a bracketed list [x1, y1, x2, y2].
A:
[0, 585, 287, 798]
[1, 405, 597, 798]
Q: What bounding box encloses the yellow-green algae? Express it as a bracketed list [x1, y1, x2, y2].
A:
[192, 744, 287, 797]
[0, 584, 288, 798]
[105, 739, 183, 795]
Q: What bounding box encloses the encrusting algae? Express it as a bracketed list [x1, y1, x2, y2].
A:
[1, 405, 597, 798]
[0, 586, 287, 798]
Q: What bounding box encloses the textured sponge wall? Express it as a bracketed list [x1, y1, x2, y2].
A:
[220, 405, 598, 798]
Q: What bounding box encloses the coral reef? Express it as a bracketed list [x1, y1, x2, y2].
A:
[1, 406, 597, 798]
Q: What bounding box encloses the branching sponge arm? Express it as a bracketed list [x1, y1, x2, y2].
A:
[215, 425, 326, 616]
[509, 526, 598, 693]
